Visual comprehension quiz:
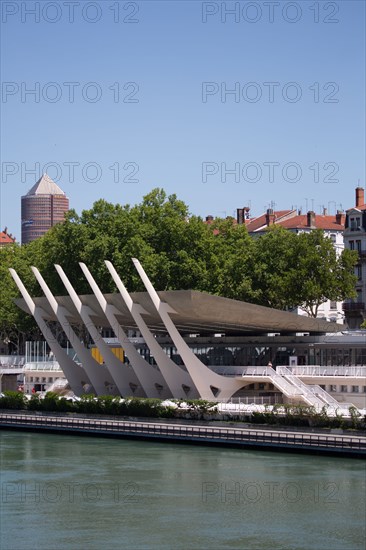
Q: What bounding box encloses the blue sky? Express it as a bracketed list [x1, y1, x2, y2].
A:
[1, 0, 365, 240]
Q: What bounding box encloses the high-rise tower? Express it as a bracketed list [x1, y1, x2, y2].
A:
[21, 174, 69, 244]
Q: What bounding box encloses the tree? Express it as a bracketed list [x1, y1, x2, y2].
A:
[250, 226, 299, 309]
[209, 218, 257, 301]
[291, 230, 358, 317]
[250, 227, 358, 316]
[0, 243, 43, 352]
[1, 189, 360, 352]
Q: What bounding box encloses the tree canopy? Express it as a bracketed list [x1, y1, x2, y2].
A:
[0, 188, 358, 351]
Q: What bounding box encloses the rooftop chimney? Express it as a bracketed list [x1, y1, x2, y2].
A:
[266, 208, 275, 226]
[307, 211, 316, 228]
[356, 187, 364, 208]
[336, 210, 345, 226]
[236, 208, 244, 225]
[323, 207, 328, 216]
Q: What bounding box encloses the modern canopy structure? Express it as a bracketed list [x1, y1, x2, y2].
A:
[11, 260, 344, 402]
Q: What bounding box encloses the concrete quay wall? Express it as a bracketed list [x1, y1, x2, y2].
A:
[0, 411, 365, 458]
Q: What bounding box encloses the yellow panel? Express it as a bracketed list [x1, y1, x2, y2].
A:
[91, 346, 124, 364]
[91, 347, 103, 364]
[111, 347, 124, 362]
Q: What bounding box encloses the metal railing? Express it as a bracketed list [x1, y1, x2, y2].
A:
[289, 366, 366, 377]
[308, 385, 343, 410]
[0, 356, 25, 367]
[276, 367, 325, 408]
[24, 362, 63, 372]
[0, 413, 364, 454]
[223, 395, 282, 406]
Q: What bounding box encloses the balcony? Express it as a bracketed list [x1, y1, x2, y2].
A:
[342, 302, 365, 312]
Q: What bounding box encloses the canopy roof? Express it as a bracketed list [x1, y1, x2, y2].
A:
[16, 289, 342, 336]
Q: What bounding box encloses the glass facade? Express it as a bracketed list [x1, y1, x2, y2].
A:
[131, 336, 366, 368]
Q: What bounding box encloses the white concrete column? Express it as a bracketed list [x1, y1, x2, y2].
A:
[31, 267, 117, 396]
[105, 260, 199, 399]
[9, 268, 87, 396]
[132, 258, 243, 401]
[54, 264, 145, 398]
[79, 263, 172, 399]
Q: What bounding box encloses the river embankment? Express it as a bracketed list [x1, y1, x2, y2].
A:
[1, 410, 365, 458]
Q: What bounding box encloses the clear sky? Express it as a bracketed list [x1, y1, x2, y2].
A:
[1, 0, 365, 240]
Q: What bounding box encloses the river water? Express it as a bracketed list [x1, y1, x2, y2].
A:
[0, 431, 365, 549]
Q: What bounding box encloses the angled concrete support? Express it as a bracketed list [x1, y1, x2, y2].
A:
[54, 264, 143, 398]
[132, 258, 243, 401]
[105, 260, 199, 399]
[9, 269, 87, 396]
[79, 263, 172, 399]
[31, 267, 117, 396]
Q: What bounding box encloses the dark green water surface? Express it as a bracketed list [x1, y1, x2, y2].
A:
[0, 431, 365, 549]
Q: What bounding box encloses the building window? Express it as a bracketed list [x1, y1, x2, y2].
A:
[340, 385, 347, 392]
[329, 234, 336, 243]
[350, 217, 361, 231]
[356, 240, 362, 252]
[330, 301, 337, 310]
[349, 241, 355, 250]
[352, 386, 359, 393]
[355, 265, 362, 280]
[329, 385, 337, 392]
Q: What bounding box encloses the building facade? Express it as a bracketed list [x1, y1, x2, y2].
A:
[343, 187, 366, 328]
[21, 174, 69, 244]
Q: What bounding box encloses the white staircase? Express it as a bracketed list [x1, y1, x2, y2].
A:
[275, 367, 326, 409]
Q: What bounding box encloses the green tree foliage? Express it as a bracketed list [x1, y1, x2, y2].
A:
[210, 218, 256, 301]
[251, 227, 358, 316]
[1, 189, 359, 350]
[0, 242, 43, 351]
[250, 226, 299, 309]
[291, 230, 358, 317]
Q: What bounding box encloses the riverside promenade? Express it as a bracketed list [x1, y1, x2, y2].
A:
[0, 411, 365, 458]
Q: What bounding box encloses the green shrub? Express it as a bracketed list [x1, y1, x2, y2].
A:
[39, 392, 59, 412]
[0, 391, 27, 410]
[27, 395, 41, 411]
[75, 394, 101, 414]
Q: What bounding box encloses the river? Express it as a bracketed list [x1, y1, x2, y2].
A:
[1, 431, 365, 549]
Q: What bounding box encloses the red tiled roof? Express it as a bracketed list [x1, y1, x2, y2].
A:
[0, 231, 16, 245]
[246, 210, 296, 232]
[277, 215, 344, 231]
